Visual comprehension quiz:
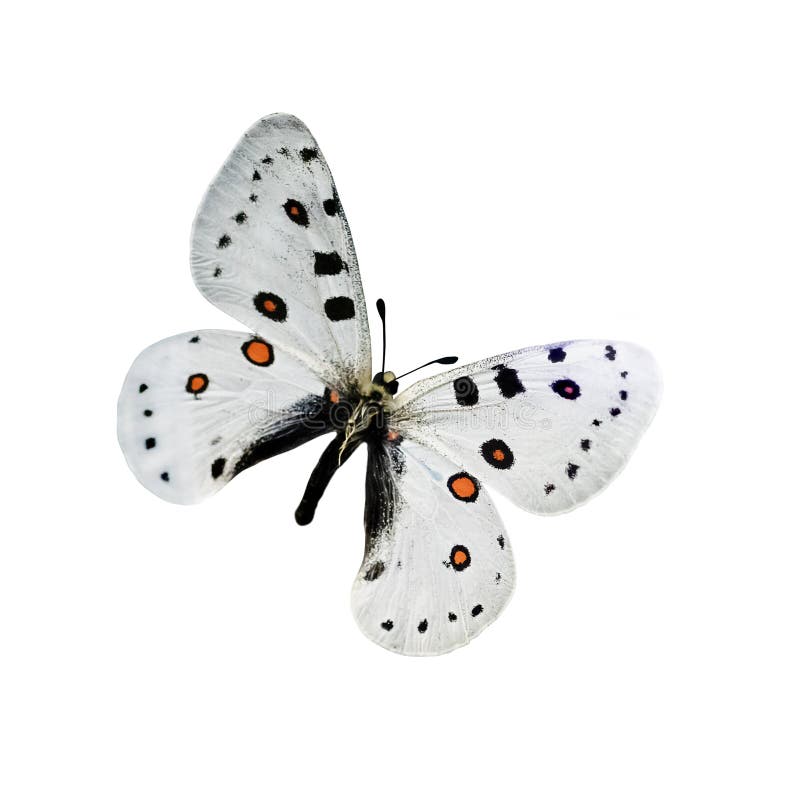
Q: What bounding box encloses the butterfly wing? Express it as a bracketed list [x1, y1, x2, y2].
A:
[352, 437, 514, 655]
[391, 340, 660, 514]
[121, 114, 371, 503]
[191, 113, 371, 389]
[118, 330, 334, 504]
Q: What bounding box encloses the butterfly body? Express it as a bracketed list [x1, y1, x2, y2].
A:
[118, 113, 661, 655]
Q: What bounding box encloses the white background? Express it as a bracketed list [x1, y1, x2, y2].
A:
[1, 2, 798, 798]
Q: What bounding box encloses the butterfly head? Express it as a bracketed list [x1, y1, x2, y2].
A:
[372, 371, 399, 396]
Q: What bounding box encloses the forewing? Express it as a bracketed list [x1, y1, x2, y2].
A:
[191, 113, 371, 388]
[391, 340, 661, 515]
[118, 330, 333, 504]
[352, 438, 514, 656]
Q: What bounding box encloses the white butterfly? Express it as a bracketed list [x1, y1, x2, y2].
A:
[118, 113, 661, 656]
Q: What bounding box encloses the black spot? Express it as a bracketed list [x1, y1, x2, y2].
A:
[278, 147, 290, 156]
[448, 612, 457, 622]
[620, 390, 628, 401]
[323, 197, 339, 216]
[497, 534, 505, 549]
[213, 267, 222, 278]
[453, 376, 479, 406]
[211, 458, 226, 479]
[605, 345, 617, 361]
[449, 545, 471, 571]
[234, 211, 247, 224]
[493, 365, 525, 398]
[480, 438, 514, 469]
[145, 437, 156, 450]
[249, 193, 258, 202]
[217, 234, 231, 249]
[143, 409, 152, 417]
[610, 407, 622, 417]
[495, 572, 501, 583]
[592, 419, 602, 427]
[471, 604, 483, 617]
[548, 347, 566, 363]
[621, 371, 628, 378]
[252, 169, 261, 181]
[189, 335, 200, 343]
[566, 463, 579, 480]
[381, 620, 394, 631]
[551, 378, 581, 400]
[139, 383, 148, 393]
[364, 561, 385, 581]
[417, 619, 428, 633]
[544, 483, 556, 494]
[283, 199, 308, 226]
[253, 291, 288, 322]
[261, 155, 273, 165]
[314, 251, 347, 275]
[581, 439, 591, 451]
[324, 296, 355, 321]
[210, 436, 221, 446]
[160, 472, 169, 482]
[300, 147, 318, 162]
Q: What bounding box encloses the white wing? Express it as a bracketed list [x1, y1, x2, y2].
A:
[352, 438, 514, 656]
[391, 340, 661, 515]
[191, 113, 371, 389]
[118, 330, 334, 504]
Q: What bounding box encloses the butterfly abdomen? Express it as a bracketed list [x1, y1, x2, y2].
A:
[295, 386, 394, 526]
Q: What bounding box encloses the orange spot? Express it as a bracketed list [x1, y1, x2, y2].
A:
[263, 299, 277, 312]
[387, 430, 399, 441]
[289, 205, 300, 216]
[189, 375, 207, 392]
[329, 390, 340, 404]
[492, 449, 505, 461]
[451, 476, 476, 499]
[453, 549, 468, 565]
[244, 340, 272, 364]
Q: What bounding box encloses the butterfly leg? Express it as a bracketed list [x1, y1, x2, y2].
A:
[295, 432, 359, 526]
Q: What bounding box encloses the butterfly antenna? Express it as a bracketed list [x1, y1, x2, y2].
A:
[376, 298, 387, 374]
[395, 355, 459, 381]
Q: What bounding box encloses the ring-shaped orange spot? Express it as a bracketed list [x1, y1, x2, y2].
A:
[481, 438, 514, 470]
[449, 544, 472, 571]
[447, 472, 479, 502]
[241, 338, 274, 366]
[253, 292, 287, 322]
[186, 373, 209, 394]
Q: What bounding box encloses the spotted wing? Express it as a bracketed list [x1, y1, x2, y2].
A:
[351, 438, 514, 656]
[191, 113, 371, 390]
[118, 330, 334, 504]
[390, 340, 661, 515]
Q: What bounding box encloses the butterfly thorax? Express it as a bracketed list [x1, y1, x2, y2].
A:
[295, 372, 398, 527]
[339, 397, 382, 461]
[339, 371, 398, 457]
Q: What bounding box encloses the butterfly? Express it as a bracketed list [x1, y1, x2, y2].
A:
[118, 113, 661, 656]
